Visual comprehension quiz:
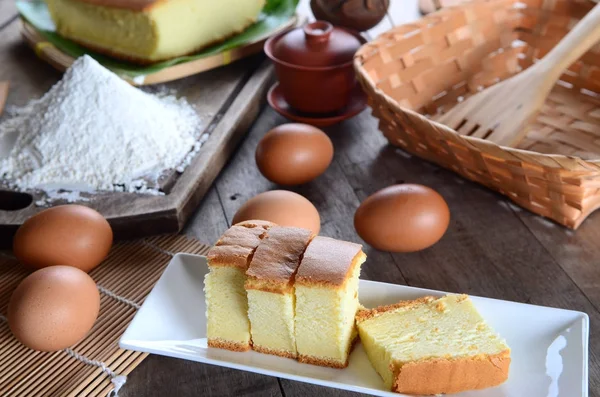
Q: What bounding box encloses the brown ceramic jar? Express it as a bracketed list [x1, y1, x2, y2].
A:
[264, 21, 365, 114]
[310, 0, 390, 32]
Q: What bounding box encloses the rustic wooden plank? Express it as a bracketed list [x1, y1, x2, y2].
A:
[0, 17, 273, 245]
[279, 380, 368, 397]
[120, 356, 283, 397]
[512, 205, 600, 310]
[183, 186, 230, 246]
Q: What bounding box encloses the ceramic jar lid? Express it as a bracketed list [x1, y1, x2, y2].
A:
[270, 21, 363, 68]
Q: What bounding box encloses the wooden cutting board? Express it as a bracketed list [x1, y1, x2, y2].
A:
[0, 19, 276, 247]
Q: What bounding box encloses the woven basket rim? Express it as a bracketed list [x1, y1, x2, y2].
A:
[353, 1, 600, 171]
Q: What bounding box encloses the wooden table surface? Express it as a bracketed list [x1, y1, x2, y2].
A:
[1, 0, 598, 396]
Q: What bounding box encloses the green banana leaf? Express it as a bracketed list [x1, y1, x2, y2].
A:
[16, 0, 298, 77]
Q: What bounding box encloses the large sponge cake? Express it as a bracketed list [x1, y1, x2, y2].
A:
[46, 0, 265, 63]
[356, 294, 511, 394]
[294, 236, 366, 368]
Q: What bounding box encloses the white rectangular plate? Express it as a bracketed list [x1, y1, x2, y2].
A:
[120, 254, 589, 397]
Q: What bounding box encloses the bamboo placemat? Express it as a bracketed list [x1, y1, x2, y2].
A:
[0, 234, 210, 397]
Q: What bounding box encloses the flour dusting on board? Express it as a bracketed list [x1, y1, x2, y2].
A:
[0, 55, 203, 198]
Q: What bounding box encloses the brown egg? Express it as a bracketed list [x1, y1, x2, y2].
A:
[8, 266, 100, 352]
[13, 205, 113, 272]
[354, 184, 450, 252]
[232, 190, 321, 234]
[255, 123, 334, 186]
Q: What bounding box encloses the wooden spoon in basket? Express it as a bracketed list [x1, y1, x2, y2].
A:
[437, 3, 600, 147]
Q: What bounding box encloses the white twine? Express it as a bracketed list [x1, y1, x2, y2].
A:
[64, 348, 127, 397]
[97, 285, 141, 310]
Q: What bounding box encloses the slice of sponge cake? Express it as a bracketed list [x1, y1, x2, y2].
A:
[294, 236, 366, 368]
[245, 226, 314, 358]
[46, 0, 265, 63]
[356, 294, 511, 394]
[204, 220, 273, 351]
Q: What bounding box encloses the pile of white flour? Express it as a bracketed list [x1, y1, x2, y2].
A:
[0, 55, 202, 196]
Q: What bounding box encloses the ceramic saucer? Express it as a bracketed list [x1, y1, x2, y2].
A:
[267, 82, 368, 127]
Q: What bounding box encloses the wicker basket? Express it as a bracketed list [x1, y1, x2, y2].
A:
[354, 0, 600, 229]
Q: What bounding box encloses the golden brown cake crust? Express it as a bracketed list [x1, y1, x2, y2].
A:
[356, 294, 471, 323]
[355, 296, 438, 323]
[295, 236, 363, 287]
[252, 345, 296, 359]
[208, 338, 251, 352]
[297, 355, 348, 369]
[297, 336, 359, 368]
[207, 221, 273, 269]
[246, 226, 313, 292]
[214, 223, 269, 247]
[393, 351, 511, 394]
